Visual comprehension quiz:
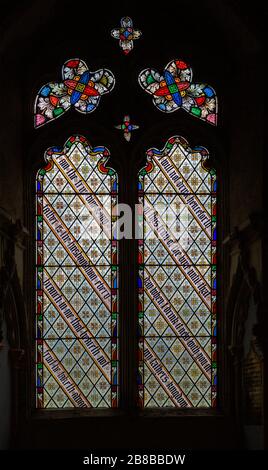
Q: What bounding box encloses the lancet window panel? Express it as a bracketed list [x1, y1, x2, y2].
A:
[35, 135, 119, 408]
[137, 136, 217, 408]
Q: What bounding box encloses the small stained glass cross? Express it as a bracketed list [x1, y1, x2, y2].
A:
[115, 115, 139, 141]
[111, 17, 142, 55]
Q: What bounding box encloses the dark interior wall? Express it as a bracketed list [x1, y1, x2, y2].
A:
[0, 321, 11, 449]
[0, 70, 23, 220]
[228, 54, 263, 228]
[0, 0, 266, 449]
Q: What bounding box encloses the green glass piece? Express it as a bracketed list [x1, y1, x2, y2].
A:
[191, 107, 202, 117]
[168, 83, 179, 94]
[53, 107, 64, 117]
[146, 74, 155, 85]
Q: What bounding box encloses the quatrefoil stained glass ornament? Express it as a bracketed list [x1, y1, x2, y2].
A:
[111, 17, 142, 55]
[34, 59, 115, 128]
[115, 115, 139, 141]
[139, 60, 217, 125]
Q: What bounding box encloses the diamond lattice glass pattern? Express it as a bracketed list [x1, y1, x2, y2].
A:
[36, 135, 118, 408]
[137, 136, 217, 408]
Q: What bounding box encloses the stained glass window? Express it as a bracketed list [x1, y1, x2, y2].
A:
[34, 59, 115, 128]
[139, 60, 217, 125]
[35, 135, 119, 408]
[138, 136, 217, 407]
[111, 17, 142, 55]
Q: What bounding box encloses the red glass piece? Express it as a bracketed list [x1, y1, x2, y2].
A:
[50, 95, 59, 106]
[195, 95, 206, 106]
[175, 60, 188, 70]
[65, 60, 79, 68]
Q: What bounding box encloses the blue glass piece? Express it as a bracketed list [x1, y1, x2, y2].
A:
[151, 149, 162, 156]
[40, 85, 51, 97]
[164, 70, 175, 86]
[86, 103, 95, 112]
[93, 146, 105, 153]
[172, 92, 182, 106]
[203, 86, 214, 97]
[158, 103, 166, 111]
[70, 90, 82, 105]
[80, 70, 91, 84]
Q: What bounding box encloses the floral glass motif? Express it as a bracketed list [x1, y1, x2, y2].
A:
[36, 135, 119, 408]
[138, 60, 217, 125]
[111, 17, 142, 55]
[137, 136, 217, 407]
[34, 59, 115, 128]
[115, 115, 139, 141]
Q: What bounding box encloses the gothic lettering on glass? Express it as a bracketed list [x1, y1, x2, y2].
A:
[35, 135, 119, 408]
[137, 136, 217, 407]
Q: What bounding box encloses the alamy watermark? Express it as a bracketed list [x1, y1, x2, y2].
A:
[72, 201, 191, 246]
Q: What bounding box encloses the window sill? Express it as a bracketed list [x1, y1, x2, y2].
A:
[30, 407, 225, 420]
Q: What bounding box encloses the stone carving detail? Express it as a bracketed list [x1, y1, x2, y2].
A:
[0, 214, 28, 346]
